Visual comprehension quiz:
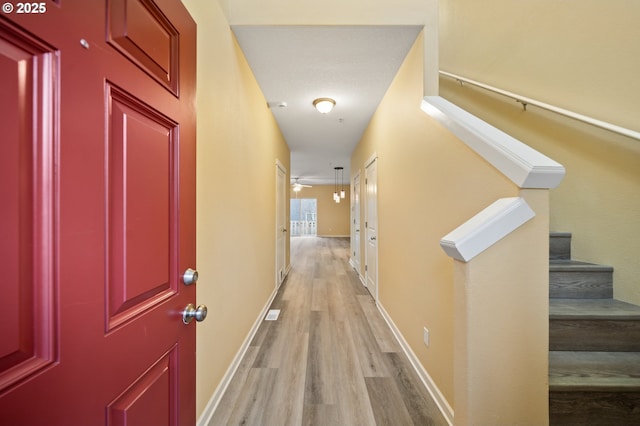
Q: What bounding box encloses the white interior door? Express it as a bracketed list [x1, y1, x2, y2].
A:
[365, 157, 378, 301]
[352, 172, 361, 275]
[276, 161, 287, 287]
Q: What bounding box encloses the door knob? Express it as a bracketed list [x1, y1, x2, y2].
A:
[182, 268, 198, 285]
[183, 303, 207, 324]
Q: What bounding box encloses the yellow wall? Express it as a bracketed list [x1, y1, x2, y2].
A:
[439, 0, 639, 132]
[291, 185, 351, 237]
[453, 189, 550, 424]
[440, 0, 640, 305]
[181, 0, 290, 416]
[351, 33, 518, 407]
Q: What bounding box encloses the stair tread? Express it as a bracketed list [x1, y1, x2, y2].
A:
[549, 351, 640, 391]
[550, 299, 640, 319]
[550, 232, 572, 237]
[550, 260, 614, 272]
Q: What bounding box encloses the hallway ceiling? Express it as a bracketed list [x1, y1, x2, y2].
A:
[232, 26, 422, 185]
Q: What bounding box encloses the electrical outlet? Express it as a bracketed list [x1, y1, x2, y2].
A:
[423, 327, 430, 347]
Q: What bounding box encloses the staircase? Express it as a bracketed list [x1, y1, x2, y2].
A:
[549, 233, 640, 424]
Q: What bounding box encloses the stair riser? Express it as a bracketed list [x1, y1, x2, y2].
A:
[550, 319, 640, 351]
[550, 234, 572, 260]
[550, 271, 613, 299]
[550, 391, 640, 425]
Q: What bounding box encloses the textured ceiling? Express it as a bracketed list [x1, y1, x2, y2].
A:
[232, 26, 422, 185]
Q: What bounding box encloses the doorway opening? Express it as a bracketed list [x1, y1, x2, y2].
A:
[290, 198, 317, 236]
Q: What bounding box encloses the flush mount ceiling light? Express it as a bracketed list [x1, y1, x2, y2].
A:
[313, 98, 336, 114]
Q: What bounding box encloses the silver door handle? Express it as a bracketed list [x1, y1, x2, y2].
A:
[183, 304, 208, 324]
[370, 236, 376, 241]
[182, 268, 198, 285]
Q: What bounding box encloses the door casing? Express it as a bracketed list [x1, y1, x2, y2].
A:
[364, 155, 378, 302]
[351, 171, 362, 276]
[276, 160, 288, 287]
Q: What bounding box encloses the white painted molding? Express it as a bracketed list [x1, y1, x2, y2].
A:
[421, 96, 566, 189]
[377, 302, 454, 425]
[364, 151, 378, 169]
[197, 287, 278, 426]
[359, 273, 366, 287]
[440, 197, 535, 262]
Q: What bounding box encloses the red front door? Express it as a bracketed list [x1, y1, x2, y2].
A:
[0, 1, 197, 424]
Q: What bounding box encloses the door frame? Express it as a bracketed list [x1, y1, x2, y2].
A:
[351, 170, 361, 276]
[364, 153, 378, 302]
[275, 159, 288, 288]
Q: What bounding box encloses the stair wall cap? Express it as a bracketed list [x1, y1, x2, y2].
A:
[422, 96, 566, 189]
[440, 197, 535, 262]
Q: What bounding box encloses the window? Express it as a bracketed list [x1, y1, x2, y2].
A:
[290, 198, 317, 236]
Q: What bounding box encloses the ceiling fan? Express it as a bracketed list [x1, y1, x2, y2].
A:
[291, 178, 312, 192]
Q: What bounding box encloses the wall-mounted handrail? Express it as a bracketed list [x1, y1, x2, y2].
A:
[440, 70, 640, 142]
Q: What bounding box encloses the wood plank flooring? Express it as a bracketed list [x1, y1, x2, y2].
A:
[208, 237, 447, 426]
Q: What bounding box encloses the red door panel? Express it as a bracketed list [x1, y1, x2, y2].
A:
[106, 84, 177, 330]
[107, 0, 180, 94]
[0, 17, 57, 393]
[0, 1, 196, 424]
[107, 346, 178, 426]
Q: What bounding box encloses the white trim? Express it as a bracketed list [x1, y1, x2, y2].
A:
[358, 272, 366, 287]
[364, 151, 378, 169]
[197, 287, 279, 426]
[440, 197, 535, 262]
[377, 302, 454, 425]
[351, 170, 362, 277]
[421, 96, 566, 189]
[364, 156, 379, 303]
[275, 160, 288, 288]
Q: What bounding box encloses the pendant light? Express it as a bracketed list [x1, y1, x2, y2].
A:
[333, 167, 343, 203]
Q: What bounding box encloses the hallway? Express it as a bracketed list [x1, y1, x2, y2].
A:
[208, 237, 448, 425]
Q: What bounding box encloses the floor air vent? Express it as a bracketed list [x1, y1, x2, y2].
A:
[265, 309, 280, 321]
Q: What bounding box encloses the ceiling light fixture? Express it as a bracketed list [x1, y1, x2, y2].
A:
[333, 166, 344, 203]
[313, 98, 336, 114]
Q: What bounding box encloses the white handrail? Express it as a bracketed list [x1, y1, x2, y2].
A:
[440, 71, 640, 142]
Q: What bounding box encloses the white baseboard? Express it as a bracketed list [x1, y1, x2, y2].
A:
[281, 264, 292, 287]
[348, 258, 363, 278]
[197, 287, 278, 426]
[377, 302, 454, 425]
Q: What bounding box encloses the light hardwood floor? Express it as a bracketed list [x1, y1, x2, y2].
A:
[209, 237, 447, 426]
